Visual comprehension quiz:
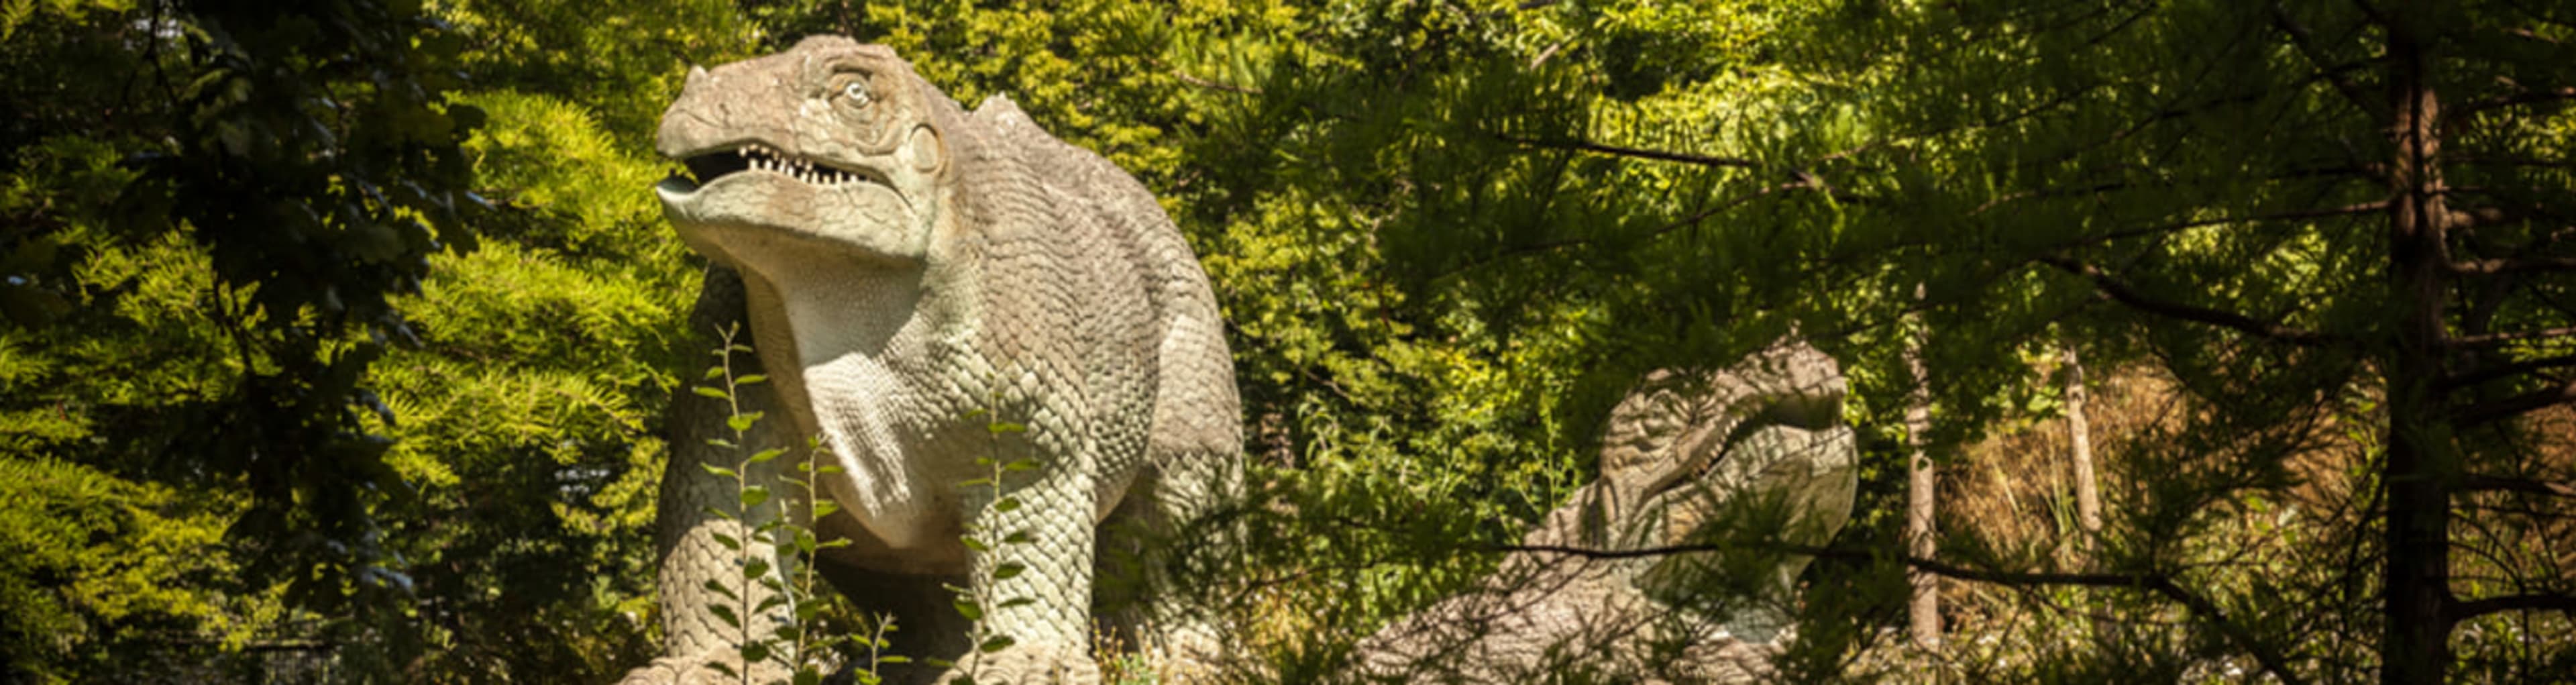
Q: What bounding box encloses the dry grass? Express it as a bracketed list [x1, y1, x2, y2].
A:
[1913, 360, 2576, 682]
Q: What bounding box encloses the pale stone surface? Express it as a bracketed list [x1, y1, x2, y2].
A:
[1352, 341, 1856, 684]
[628, 38, 1241, 685]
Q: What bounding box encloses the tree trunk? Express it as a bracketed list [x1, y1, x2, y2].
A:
[2381, 8, 2457, 683]
[2062, 347, 2102, 543]
[1906, 318, 1940, 648]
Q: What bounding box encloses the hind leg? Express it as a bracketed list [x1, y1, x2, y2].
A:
[1096, 447, 1239, 679]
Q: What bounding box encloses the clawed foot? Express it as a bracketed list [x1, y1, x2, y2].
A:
[929, 642, 1101, 685]
[614, 651, 794, 685]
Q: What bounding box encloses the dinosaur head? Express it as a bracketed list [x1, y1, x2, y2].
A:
[653, 36, 955, 263]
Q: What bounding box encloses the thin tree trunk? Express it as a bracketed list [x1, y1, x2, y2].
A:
[2381, 7, 2457, 683]
[1906, 316, 1940, 648]
[2062, 347, 2102, 541]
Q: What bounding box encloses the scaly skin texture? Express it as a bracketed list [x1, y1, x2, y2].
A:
[1353, 341, 1857, 684]
[631, 38, 1242, 685]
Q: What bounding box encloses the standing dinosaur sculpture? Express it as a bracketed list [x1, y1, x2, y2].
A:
[623, 37, 1241, 685]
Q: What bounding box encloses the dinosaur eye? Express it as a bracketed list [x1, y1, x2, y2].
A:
[842, 80, 873, 107]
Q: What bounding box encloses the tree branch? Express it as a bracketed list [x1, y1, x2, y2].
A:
[2443, 352, 2576, 390]
[2267, 3, 2385, 123]
[1432, 178, 1837, 280]
[2454, 378, 2576, 428]
[2449, 325, 2576, 349]
[2450, 86, 2576, 121]
[1496, 134, 1760, 169]
[2035, 256, 2339, 346]
[2459, 474, 2576, 499]
[2450, 592, 2576, 622]
[2446, 255, 2576, 275]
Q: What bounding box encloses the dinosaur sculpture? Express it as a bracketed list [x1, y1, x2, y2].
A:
[1354, 341, 1858, 684]
[625, 37, 1242, 685]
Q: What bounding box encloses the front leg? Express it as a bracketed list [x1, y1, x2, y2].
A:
[942, 445, 1104, 685]
[621, 272, 804, 684]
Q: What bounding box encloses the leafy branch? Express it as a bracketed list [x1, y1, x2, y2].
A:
[692, 324, 870, 685]
[926, 407, 1040, 685]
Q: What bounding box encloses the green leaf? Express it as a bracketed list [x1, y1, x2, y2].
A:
[700, 464, 740, 479]
[744, 558, 771, 580]
[879, 655, 912, 664]
[757, 594, 788, 613]
[813, 500, 841, 518]
[706, 660, 739, 678]
[704, 366, 726, 380]
[741, 486, 771, 509]
[953, 598, 983, 621]
[728, 412, 763, 432]
[703, 578, 738, 600]
[796, 672, 824, 685]
[987, 421, 1027, 434]
[730, 344, 755, 354]
[740, 641, 771, 664]
[694, 385, 731, 400]
[714, 532, 742, 551]
[962, 536, 989, 553]
[737, 374, 767, 385]
[994, 497, 1022, 513]
[959, 478, 993, 488]
[749, 447, 788, 464]
[999, 597, 1035, 609]
[711, 604, 742, 629]
[1004, 530, 1033, 544]
[1003, 458, 1040, 472]
[924, 657, 954, 668]
[706, 437, 739, 450]
[992, 562, 1025, 580]
[979, 635, 1016, 653]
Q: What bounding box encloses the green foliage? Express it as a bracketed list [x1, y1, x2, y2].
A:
[686, 329, 859, 685]
[0, 457, 257, 682]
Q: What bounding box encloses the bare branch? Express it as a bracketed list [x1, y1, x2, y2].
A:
[2455, 378, 2576, 428]
[1496, 134, 1760, 169]
[2267, 3, 2385, 123]
[2451, 86, 2576, 121]
[2459, 474, 2576, 499]
[2450, 325, 2576, 349]
[2447, 255, 2576, 275]
[2443, 352, 2576, 390]
[2035, 256, 2339, 346]
[1974, 178, 2378, 219]
[1431, 178, 1827, 280]
[2088, 201, 2386, 244]
[2451, 592, 2576, 622]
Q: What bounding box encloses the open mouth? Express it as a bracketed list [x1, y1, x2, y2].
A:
[677, 142, 891, 189]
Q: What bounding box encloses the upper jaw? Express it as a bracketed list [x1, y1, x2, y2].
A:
[661, 140, 896, 197]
